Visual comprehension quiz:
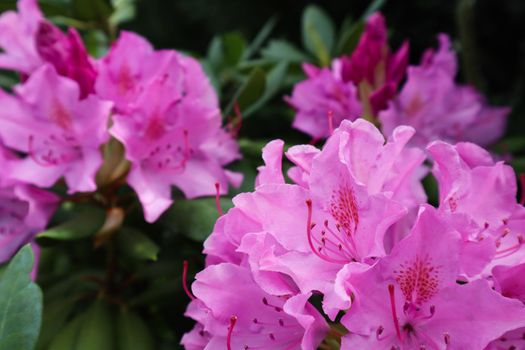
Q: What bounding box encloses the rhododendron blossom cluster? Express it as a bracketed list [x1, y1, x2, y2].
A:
[183, 120, 525, 349]
[0, 0, 240, 264]
[288, 12, 509, 147]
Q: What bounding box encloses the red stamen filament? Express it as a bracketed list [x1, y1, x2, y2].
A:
[227, 315, 237, 350]
[305, 200, 356, 264]
[182, 260, 195, 300]
[215, 182, 223, 216]
[327, 110, 334, 135]
[388, 284, 403, 342]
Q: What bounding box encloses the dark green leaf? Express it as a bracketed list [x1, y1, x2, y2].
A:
[362, 0, 388, 18]
[37, 206, 106, 240]
[206, 36, 224, 71]
[0, 246, 43, 350]
[47, 314, 85, 350]
[116, 310, 155, 350]
[301, 5, 335, 66]
[336, 19, 365, 55]
[243, 16, 278, 60]
[222, 32, 246, 66]
[36, 300, 75, 350]
[261, 40, 311, 63]
[75, 300, 114, 350]
[117, 228, 160, 262]
[226, 68, 266, 114]
[72, 0, 112, 22]
[162, 198, 234, 241]
[511, 157, 525, 174]
[244, 62, 289, 116]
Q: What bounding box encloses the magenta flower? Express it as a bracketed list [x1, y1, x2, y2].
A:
[204, 119, 425, 318]
[0, 65, 112, 193]
[108, 45, 241, 222]
[35, 21, 97, 98]
[340, 206, 525, 349]
[338, 12, 409, 116]
[95, 31, 174, 113]
[287, 63, 362, 139]
[0, 0, 43, 73]
[492, 262, 525, 303]
[0, 0, 96, 96]
[0, 145, 58, 263]
[380, 34, 510, 147]
[428, 141, 525, 273]
[184, 263, 328, 350]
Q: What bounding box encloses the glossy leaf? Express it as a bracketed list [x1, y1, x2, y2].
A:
[0, 246, 43, 350]
[118, 228, 160, 262]
[261, 40, 311, 63]
[116, 310, 155, 350]
[162, 198, 234, 241]
[244, 62, 289, 116]
[227, 67, 266, 114]
[75, 300, 114, 350]
[222, 32, 246, 66]
[37, 206, 106, 240]
[301, 5, 335, 66]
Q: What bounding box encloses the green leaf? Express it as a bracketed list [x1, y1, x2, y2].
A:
[0, 246, 43, 350]
[206, 36, 224, 71]
[244, 62, 289, 116]
[117, 228, 160, 262]
[243, 16, 278, 60]
[162, 198, 234, 241]
[261, 40, 311, 63]
[47, 314, 85, 350]
[109, 0, 136, 26]
[336, 19, 365, 55]
[72, 0, 112, 22]
[362, 0, 388, 18]
[36, 299, 75, 350]
[222, 32, 246, 66]
[116, 310, 155, 350]
[511, 157, 525, 174]
[75, 300, 114, 350]
[301, 5, 335, 66]
[226, 67, 266, 114]
[37, 206, 106, 240]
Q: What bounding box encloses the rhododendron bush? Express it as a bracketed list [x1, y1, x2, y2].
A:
[0, 1, 524, 349]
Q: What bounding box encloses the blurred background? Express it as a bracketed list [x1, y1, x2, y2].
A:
[1, 0, 524, 348]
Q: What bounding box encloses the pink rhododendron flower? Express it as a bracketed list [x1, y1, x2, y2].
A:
[428, 141, 525, 273]
[35, 21, 97, 98]
[287, 63, 362, 139]
[492, 262, 525, 303]
[105, 34, 241, 222]
[0, 0, 96, 96]
[0, 145, 58, 263]
[0, 0, 43, 73]
[201, 119, 425, 319]
[340, 206, 525, 349]
[287, 12, 408, 140]
[184, 263, 328, 350]
[95, 31, 174, 113]
[380, 34, 510, 147]
[0, 65, 112, 193]
[337, 12, 409, 116]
